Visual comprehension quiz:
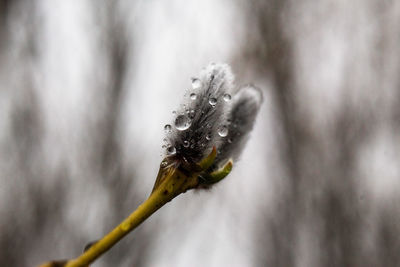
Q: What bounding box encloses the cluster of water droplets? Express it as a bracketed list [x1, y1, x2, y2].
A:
[162, 75, 234, 156]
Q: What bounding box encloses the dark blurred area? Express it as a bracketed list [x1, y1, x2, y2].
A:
[0, 0, 399, 266]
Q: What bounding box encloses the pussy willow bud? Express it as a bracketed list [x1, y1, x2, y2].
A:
[211, 84, 263, 171]
[160, 63, 262, 188]
[164, 63, 234, 163]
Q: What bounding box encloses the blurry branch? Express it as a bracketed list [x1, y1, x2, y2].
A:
[89, 2, 150, 265]
[241, 0, 299, 265]
[242, 0, 400, 266]
[0, 0, 10, 50]
[98, 1, 127, 177]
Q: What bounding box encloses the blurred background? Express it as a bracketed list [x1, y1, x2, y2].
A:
[1, 0, 400, 266]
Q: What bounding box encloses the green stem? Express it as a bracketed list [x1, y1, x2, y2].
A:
[40, 167, 198, 267]
[39, 148, 222, 267]
[66, 191, 166, 267]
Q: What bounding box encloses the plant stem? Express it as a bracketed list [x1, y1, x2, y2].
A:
[66, 191, 166, 267]
[40, 166, 198, 267]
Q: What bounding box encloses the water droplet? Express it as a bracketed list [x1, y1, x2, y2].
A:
[183, 140, 190, 148]
[218, 126, 228, 137]
[161, 160, 168, 167]
[190, 93, 197, 100]
[209, 97, 217, 106]
[167, 146, 176, 155]
[188, 109, 195, 118]
[191, 78, 201, 89]
[223, 93, 231, 101]
[206, 133, 212, 140]
[175, 115, 191, 131]
[164, 124, 172, 133]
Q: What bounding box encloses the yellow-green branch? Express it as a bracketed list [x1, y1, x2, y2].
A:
[39, 147, 232, 267]
[40, 166, 199, 267]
